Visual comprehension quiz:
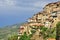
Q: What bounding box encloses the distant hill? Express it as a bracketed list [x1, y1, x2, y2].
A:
[0, 23, 21, 40]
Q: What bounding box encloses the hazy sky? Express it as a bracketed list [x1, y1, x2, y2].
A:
[0, 0, 59, 27]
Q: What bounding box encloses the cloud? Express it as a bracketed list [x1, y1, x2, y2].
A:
[31, 0, 59, 10]
[5, 0, 16, 6]
[33, 1, 47, 8]
[0, 0, 34, 11]
[0, 0, 16, 7]
[0, 0, 59, 11]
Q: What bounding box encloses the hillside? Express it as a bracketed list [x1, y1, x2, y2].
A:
[0, 24, 21, 40]
[0, 1, 60, 40]
[18, 1, 60, 40]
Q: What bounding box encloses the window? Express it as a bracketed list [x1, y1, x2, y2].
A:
[51, 11, 57, 18]
[55, 19, 56, 20]
[52, 20, 54, 23]
[46, 14, 47, 16]
[57, 4, 59, 6]
[53, 16, 57, 18]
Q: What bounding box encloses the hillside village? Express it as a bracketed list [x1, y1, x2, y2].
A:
[18, 1, 60, 40]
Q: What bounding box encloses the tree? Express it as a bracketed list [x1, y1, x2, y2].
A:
[39, 26, 56, 40]
[56, 22, 60, 40]
[19, 32, 30, 40]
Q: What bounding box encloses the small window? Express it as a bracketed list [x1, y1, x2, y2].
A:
[55, 19, 56, 20]
[46, 15, 47, 16]
[52, 20, 54, 23]
[53, 16, 57, 18]
[43, 15, 45, 16]
[57, 4, 59, 6]
[44, 22, 45, 24]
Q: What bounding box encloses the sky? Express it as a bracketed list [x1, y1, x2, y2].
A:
[0, 0, 59, 27]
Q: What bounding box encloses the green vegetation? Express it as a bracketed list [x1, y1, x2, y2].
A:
[56, 22, 60, 40]
[19, 32, 30, 40]
[30, 25, 56, 40]
[31, 30, 36, 34]
[1, 22, 60, 40]
[8, 34, 18, 40]
[19, 29, 36, 40]
[0, 24, 20, 40]
[8, 32, 32, 40]
[7, 29, 36, 40]
[39, 26, 56, 40]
